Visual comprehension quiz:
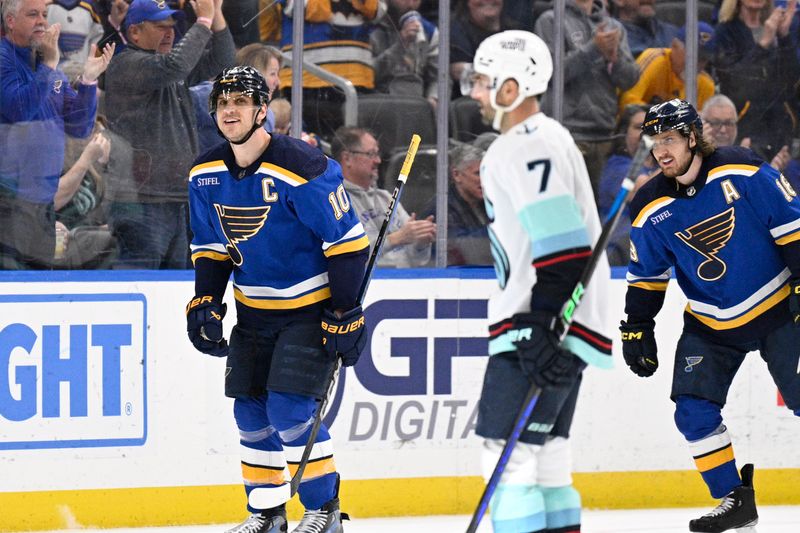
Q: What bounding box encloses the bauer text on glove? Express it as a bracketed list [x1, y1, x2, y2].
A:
[186, 295, 229, 357]
[321, 306, 367, 366]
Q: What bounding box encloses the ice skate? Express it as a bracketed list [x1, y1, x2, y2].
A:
[291, 497, 349, 533]
[689, 464, 758, 533]
[225, 506, 288, 533]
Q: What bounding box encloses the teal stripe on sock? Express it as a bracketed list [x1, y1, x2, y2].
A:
[490, 484, 546, 532]
[541, 486, 582, 530]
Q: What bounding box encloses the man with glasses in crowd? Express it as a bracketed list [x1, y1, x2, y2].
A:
[700, 94, 791, 173]
[332, 126, 435, 268]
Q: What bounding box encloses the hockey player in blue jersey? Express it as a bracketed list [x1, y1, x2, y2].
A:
[185, 66, 370, 533]
[620, 99, 800, 533]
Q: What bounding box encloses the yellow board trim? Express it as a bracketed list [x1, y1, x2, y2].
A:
[694, 445, 735, 472]
[686, 284, 789, 329]
[324, 235, 370, 257]
[2, 471, 799, 530]
[233, 286, 331, 310]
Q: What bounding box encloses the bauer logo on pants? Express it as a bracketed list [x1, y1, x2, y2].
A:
[0, 293, 148, 450]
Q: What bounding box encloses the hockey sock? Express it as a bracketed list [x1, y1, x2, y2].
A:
[675, 396, 741, 498]
[490, 483, 546, 533]
[541, 485, 581, 532]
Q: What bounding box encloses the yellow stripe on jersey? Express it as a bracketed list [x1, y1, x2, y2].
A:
[190, 160, 226, 178]
[632, 197, 674, 228]
[694, 444, 735, 473]
[706, 164, 760, 181]
[191, 250, 231, 264]
[324, 235, 370, 257]
[629, 280, 669, 291]
[288, 456, 336, 481]
[776, 230, 800, 245]
[258, 162, 307, 185]
[686, 284, 790, 329]
[241, 463, 286, 486]
[234, 286, 331, 310]
[79, 1, 100, 22]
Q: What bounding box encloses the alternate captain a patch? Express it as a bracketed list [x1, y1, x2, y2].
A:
[214, 204, 271, 266]
[675, 207, 735, 281]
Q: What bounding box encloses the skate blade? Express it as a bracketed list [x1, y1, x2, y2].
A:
[734, 524, 758, 533]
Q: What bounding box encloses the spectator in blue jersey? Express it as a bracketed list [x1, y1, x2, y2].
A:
[620, 99, 800, 533]
[47, 0, 104, 67]
[278, 0, 386, 139]
[186, 66, 369, 533]
[598, 103, 656, 266]
[0, 0, 114, 269]
[370, 0, 440, 108]
[103, 0, 234, 269]
[611, 0, 679, 58]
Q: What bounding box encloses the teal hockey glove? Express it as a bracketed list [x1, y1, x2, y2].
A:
[512, 312, 581, 388]
[186, 295, 228, 357]
[619, 319, 658, 377]
[321, 306, 367, 366]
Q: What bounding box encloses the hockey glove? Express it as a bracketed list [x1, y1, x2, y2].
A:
[186, 295, 229, 357]
[790, 278, 800, 327]
[512, 312, 580, 388]
[619, 319, 658, 377]
[321, 306, 367, 367]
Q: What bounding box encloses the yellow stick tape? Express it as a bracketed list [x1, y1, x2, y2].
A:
[1, 470, 798, 530]
[399, 134, 421, 179]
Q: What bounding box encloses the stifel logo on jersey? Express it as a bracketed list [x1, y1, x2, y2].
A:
[0, 294, 147, 450]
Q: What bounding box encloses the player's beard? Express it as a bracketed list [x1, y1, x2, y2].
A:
[661, 153, 693, 178]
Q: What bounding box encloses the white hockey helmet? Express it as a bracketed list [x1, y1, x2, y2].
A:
[472, 30, 553, 129]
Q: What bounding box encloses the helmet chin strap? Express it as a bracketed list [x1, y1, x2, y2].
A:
[490, 88, 525, 131]
[228, 108, 266, 145]
[213, 107, 265, 145]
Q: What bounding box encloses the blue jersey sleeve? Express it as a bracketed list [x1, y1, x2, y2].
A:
[287, 158, 370, 258]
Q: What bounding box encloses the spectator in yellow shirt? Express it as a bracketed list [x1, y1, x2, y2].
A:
[619, 22, 715, 114]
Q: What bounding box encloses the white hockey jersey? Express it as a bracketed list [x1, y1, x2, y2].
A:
[481, 112, 613, 368]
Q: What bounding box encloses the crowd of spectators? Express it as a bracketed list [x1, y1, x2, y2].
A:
[3, 0, 800, 270]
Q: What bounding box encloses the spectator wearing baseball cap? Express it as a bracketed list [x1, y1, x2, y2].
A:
[102, 0, 235, 269]
[619, 22, 716, 114]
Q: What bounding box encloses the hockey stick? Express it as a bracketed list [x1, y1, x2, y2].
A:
[287, 134, 422, 498]
[466, 134, 653, 533]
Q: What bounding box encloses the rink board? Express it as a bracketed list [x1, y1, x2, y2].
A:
[0, 269, 798, 530]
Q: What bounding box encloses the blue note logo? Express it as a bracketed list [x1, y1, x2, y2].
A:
[684, 356, 703, 373]
[0, 293, 148, 450]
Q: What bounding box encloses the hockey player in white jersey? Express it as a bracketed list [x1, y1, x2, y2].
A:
[467, 30, 613, 533]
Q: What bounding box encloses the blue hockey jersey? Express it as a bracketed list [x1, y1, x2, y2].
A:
[626, 146, 800, 343]
[188, 134, 369, 317]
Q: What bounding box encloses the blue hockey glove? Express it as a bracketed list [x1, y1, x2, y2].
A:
[186, 295, 229, 357]
[512, 312, 580, 388]
[619, 319, 658, 377]
[790, 279, 800, 327]
[321, 306, 367, 367]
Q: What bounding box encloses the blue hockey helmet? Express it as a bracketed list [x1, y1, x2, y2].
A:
[642, 99, 703, 138]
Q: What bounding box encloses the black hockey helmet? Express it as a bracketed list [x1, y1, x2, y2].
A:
[209, 66, 270, 115]
[642, 98, 702, 138]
